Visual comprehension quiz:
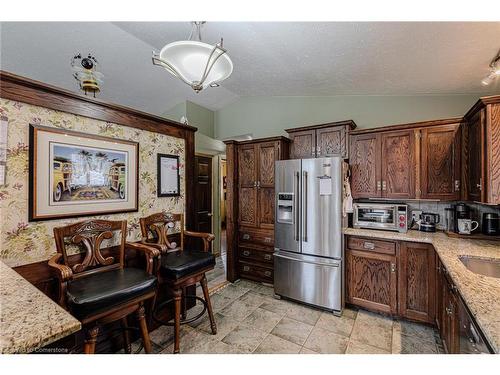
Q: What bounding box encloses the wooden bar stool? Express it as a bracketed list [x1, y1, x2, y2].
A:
[139, 212, 217, 353]
[48, 219, 161, 354]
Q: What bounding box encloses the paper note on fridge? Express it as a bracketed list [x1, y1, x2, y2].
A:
[319, 177, 332, 195]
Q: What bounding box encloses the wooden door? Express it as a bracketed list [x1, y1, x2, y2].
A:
[194, 156, 213, 234]
[349, 133, 381, 198]
[316, 125, 347, 158]
[289, 129, 316, 159]
[257, 142, 277, 229]
[380, 130, 415, 199]
[420, 124, 461, 200]
[238, 144, 258, 227]
[399, 242, 436, 324]
[346, 249, 398, 315]
[467, 110, 485, 202]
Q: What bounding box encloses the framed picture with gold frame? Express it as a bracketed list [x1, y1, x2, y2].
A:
[29, 124, 139, 221]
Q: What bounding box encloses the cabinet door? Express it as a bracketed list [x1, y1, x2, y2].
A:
[257, 142, 278, 229]
[238, 144, 258, 227]
[467, 110, 485, 202]
[420, 124, 461, 200]
[350, 133, 381, 198]
[289, 129, 316, 159]
[399, 242, 436, 324]
[486, 103, 500, 204]
[346, 249, 397, 315]
[316, 126, 347, 158]
[380, 130, 416, 199]
[442, 277, 459, 354]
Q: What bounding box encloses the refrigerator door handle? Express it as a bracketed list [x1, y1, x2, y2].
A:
[294, 171, 300, 241]
[274, 252, 340, 267]
[303, 170, 308, 242]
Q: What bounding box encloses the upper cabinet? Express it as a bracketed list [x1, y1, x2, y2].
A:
[463, 96, 500, 205]
[350, 119, 462, 200]
[286, 120, 357, 159]
[420, 123, 461, 200]
[380, 130, 416, 199]
[236, 137, 290, 229]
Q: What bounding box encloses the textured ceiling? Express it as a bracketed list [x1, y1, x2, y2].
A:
[1, 22, 500, 116]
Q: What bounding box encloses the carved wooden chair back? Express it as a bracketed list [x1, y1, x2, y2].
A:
[139, 212, 184, 252]
[53, 219, 127, 280]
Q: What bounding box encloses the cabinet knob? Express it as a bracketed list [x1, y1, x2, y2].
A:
[242, 233, 250, 240]
[454, 180, 460, 192]
[243, 265, 250, 272]
[376, 181, 381, 191]
[391, 263, 396, 273]
[382, 181, 387, 191]
[264, 254, 272, 260]
[243, 250, 250, 256]
[264, 271, 272, 277]
[264, 237, 272, 243]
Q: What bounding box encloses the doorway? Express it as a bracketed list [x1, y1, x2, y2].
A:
[194, 154, 227, 294]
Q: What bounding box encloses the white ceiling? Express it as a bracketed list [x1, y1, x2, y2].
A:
[1, 22, 500, 116]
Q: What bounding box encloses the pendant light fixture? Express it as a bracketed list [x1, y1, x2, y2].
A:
[152, 22, 233, 93]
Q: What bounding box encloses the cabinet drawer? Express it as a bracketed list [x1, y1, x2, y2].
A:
[239, 228, 274, 247]
[238, 261, 273, 283]
[347, 236, 396, 255]
[239, 246, 273, 264]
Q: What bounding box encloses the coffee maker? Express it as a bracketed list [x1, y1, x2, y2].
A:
[418, 212, 440, 232]
[454, 203, 470, 233]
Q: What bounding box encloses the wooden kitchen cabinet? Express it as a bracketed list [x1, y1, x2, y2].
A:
[463, 96, 500, 204]
[224, 136, 290, 283]
[346, 237, 435, 323]
[349, 133, 380, 198]
[399, 242, 436, 324]
[346, 238, 398, 315]
[288, 129, 316, 159]
[380, 130, 415, 199]
[350, 118, 462, 200]
[350, 129, 416, 199]
[420, 123, 461, 200]
[286, 120, 357, 159]
[439, 266, 460, 353]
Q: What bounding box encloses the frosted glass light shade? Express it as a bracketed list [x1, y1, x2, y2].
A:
[157, 40, 233, 91]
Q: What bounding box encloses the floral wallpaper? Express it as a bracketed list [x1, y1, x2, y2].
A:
[0, 98, 185, 267]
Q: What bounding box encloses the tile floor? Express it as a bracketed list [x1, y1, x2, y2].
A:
[136, 279, 444, 354]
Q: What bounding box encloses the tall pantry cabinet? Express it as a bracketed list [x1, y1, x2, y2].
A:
[224, 137, 290, 283]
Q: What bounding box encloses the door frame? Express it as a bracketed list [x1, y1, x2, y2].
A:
[194, 153, 215, 252]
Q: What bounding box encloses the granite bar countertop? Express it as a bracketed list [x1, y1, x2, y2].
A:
[0, 261, 81, 353]
[343, 228, 500, 353]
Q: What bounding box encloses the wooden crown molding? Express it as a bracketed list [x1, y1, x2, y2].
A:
[285, 119, 357, 133]
[463, 94, 500, 120]
[0, 70, 197, 138]
[223, 135, 290, 145]
[350, 117, 464, 135]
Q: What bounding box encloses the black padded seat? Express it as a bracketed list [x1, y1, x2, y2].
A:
[67, 268, 157, 319]
[160, 250, 215, 281]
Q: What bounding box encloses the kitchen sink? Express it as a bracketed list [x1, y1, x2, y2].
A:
[459, 256, 500, 279]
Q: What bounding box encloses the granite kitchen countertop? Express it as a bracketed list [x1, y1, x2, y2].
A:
[0, 260, 81, 354]
[343, 228, 500, 353]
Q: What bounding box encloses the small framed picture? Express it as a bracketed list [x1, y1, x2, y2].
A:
[157, 153, 180, 197]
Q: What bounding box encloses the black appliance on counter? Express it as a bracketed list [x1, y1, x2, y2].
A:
[454, 203, 470, 232]
[482, 213, 499, 236]
[418, 212, 440, 233]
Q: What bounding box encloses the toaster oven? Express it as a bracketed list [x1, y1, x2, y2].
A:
[353, 203, 408, 233]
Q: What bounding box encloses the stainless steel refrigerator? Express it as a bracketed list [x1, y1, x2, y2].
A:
[274, 157, 343, 314]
